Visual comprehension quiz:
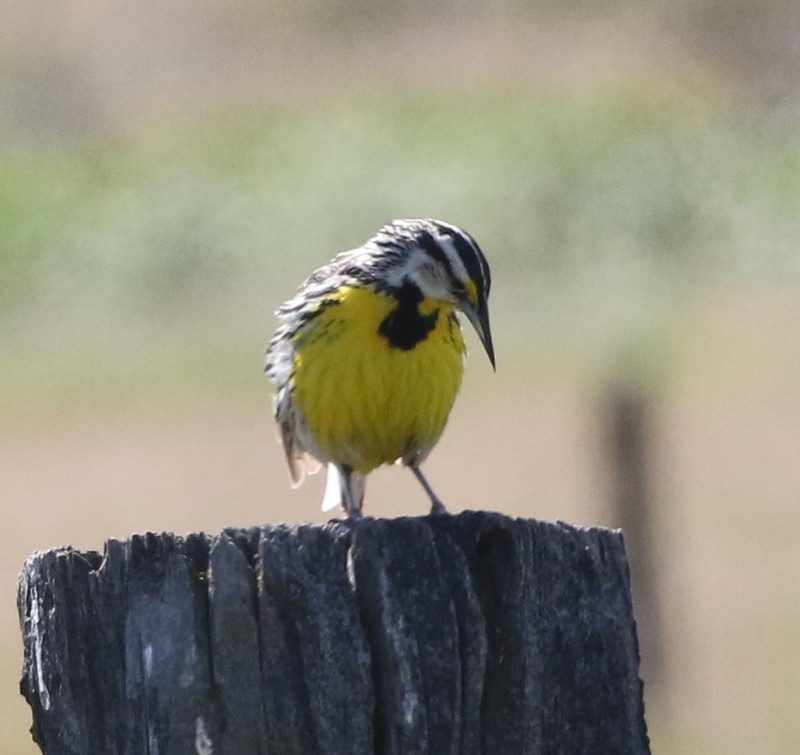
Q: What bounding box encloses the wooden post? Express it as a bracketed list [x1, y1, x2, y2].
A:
[605, 384, 664, 687]
[18, 512, 650, 754]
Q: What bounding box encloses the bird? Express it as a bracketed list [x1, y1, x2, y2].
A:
[265, 218, 494, 518]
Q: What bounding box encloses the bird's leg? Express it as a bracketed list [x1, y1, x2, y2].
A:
[411, 465, 448, 515]
[340, 465, 363, 519]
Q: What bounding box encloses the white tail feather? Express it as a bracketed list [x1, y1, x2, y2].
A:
[321, 464, 342, 512]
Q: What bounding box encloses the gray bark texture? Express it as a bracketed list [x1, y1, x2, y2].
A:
[18, 511, 650, 754]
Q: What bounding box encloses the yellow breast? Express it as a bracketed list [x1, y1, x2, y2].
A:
[290, 285, 465, 474]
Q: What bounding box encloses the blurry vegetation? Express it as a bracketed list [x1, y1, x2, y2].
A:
[2, 76, 800, 413]
[2, 0, 799, 431]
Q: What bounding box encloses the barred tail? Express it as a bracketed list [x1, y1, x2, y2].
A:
[280, 420, 321, 487]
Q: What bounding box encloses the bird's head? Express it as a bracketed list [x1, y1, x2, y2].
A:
[372, 218, 495, 369]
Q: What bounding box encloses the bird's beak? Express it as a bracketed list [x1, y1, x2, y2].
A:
[460, 297, 496, 370]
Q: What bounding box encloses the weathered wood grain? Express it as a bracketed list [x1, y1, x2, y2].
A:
[18, 512, 649, 754]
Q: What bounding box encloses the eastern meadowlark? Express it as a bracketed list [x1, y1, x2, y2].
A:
[265, 218, 494, 518]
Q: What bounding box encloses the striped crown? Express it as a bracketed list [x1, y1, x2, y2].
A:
[367, 219, 491, 306]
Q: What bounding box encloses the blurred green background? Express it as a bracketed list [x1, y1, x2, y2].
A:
[3, 1, 800, 751]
